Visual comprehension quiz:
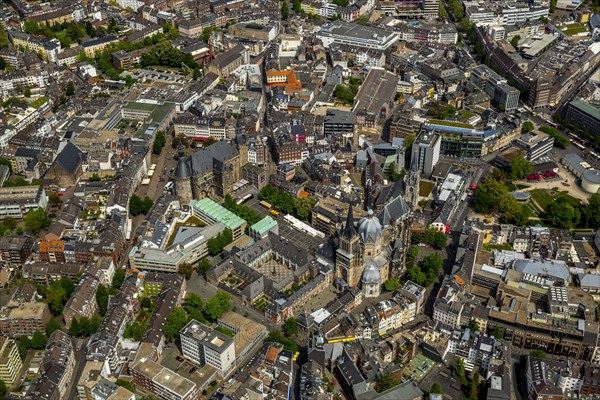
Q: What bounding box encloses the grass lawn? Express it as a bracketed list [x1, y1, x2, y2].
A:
[29, 97, 48, 108]
[419, 181, 435, 197]
[459, 110, 475, 120]
[482, 243, 513, 251]
[562, 23, 588, 35]
[529, 188, 580, 210]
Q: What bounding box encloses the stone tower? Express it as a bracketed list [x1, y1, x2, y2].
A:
[173, 144, 193, 205]
[335, 206, 364, 287]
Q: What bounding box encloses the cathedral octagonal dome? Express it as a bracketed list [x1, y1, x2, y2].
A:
[358, 209, 383, 243]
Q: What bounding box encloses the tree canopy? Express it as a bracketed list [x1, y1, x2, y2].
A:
[283, 317, 298, 337]
[509, 157, 533, 180]
[24, 208, 52, 234]
[405, 253, 443, 287]
[204, 291, 230, 321]
[163, 306, 189, 342]
[207, 228, 233, 255]
[69, 316, 101, 337]
[545, 198, 581, 228]
[129, 195, 153, 216]
[267, 330, 298, 353]
[45, 318, 61, 336]
[522, 121, 534, 133]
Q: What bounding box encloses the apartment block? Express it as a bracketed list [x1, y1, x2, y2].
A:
[0, 337, 22, 386]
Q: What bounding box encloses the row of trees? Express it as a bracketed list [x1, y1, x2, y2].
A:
[207, 228, 233, 255]
[259, 184, 317, 221]
[69, 316, 102, 337]
[473, 179, 531, 225]
[152, 131, 167, 155]
[129, 195, 154, 216]
[410, 228, 447, 249]
[223, 194, 262, 228]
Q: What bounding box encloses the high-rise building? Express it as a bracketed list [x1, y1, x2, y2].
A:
[411, 130, 441, 174]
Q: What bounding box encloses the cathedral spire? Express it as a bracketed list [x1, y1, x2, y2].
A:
[343, 205, 356, 238]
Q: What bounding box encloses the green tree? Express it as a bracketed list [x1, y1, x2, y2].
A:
[66, 81, 75, 96]
[522, 120, 534, 133]
[292, 0, 303, 13]
[454, 358, 468, 386]
[24, 87, 31, 97]
[198, 258, 212, 275]
[584, 194, 600, 228]
[545, 199, 580, 228]
[510, 35, 521, 48]
[267, 330, 298, 353]
[281, 1, 290, 19]
[45, 318, 61, 336]
[96, 284, 110, 316]
[23, 208, 52, 234]
[112, 268, 125, 290]
[192, 68, 202, 80]
[473, 179, 508, 214]
[431, 382, 443, 395]
[468, 319, 480, 331]
[204, 291, 230, 321]
[384, 278, 400, 292]
[294, 197, 316, 221]
[0, 379, 6, 399]
[178, 263, 193, 279]
[183, 292, 203, 314]
[31, 330, 47, 349]
[438, 0, 448, 18]
[163, 306, 189, 342]
[207, 229, 233, 255]
[283, 317, 298, 337]
[141, 296, 152, 309]
[530, 349, 546, 359]
[153, 131, 166, 154]
[509, 156, 533, 180]
[490, 326, 503, 339]
[375, 373, 398, 393]
[89, 173, 102, 182]
[46, 284, 67, 316]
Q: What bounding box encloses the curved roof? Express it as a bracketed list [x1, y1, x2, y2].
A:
[362, 264, 380, 284]
[358, 209, 383, 243]
[583, 169, 600, 185]
[174, 144, 191, 179]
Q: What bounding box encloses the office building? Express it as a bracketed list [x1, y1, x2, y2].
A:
[0, 236, 33, 264]
[191, 198, 246, 240]
[323, 109, 356, 137]
[565, 100, 600, 136]
[515, 130, 554, 161]
[180, 320, 236, 377]
[0, 185, 47, 219]
[411, 130, 441, 174]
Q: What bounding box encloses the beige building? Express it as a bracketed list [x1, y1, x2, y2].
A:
[0, 337, 22, 386]
[0, 301, 51, 337]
